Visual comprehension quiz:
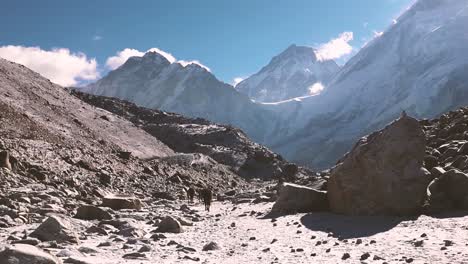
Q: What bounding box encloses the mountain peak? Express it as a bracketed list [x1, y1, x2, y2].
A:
[235, 44, 339, 102]
[276, 44, 318, 62]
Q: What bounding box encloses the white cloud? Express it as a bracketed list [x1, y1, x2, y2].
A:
[232, 77, 245, 87]
[106, 48, 210, 72]
[308, 82, 324, 95]
[105, 48, 145, 70]
[93, 35, 102, 41]
[178, 60, 211, 72]
[0, 45, 99, 86]
[315, 32, 354, 61]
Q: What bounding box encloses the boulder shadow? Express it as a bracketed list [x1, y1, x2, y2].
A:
[300, 212, 414, 239]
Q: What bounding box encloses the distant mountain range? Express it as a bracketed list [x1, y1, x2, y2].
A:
[83, 0, 468, 169]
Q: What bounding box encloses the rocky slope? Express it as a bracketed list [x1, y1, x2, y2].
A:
[82, 52, 280, 143]
[235, 45, 339, 102]
[71, 90, 315, 181]
[267, 0, 468, 169]
[2, 108, 468, 263]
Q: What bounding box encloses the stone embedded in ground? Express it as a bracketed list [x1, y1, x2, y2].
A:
[0, 244, 61, 264]
[328, 115, 430, 215]
[270, 182, 327, 214]
[155, 216, 183, 233]
[101, 195, 142, 210]
[30, 215, 79, 244]
[0, 151, 12, 170]
[74, 205, 113, 220]
[122, 252, 146, 259]
[202, 242, 220, 251]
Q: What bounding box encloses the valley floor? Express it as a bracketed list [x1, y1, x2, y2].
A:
[2, 200, 468, 264]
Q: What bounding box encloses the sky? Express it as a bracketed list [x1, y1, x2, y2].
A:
[0, 0, 413, 86]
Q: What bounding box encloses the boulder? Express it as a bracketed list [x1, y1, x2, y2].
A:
[428, 169, 468, 210]
[202, 241, 220, 251]
[74, 205, 113, 220]
[0, 151, 11, 170]
[101, 195, 142, 210]
[328, 115, 431, 215]
[0, 244, 61, 264]
[155, 216, 183, 233]
[30, 215, 79, 244]
[270, 183, 328, 214]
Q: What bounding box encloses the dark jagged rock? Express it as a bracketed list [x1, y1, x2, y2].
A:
[30, 215, 79, 244]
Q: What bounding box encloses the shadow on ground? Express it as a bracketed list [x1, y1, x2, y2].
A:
[299, 213, 412, 239]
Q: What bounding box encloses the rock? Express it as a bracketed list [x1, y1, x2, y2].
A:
[74, 205, 113, 220]
[138, 245, 152, 253]
[10, 238, 41, 246]
[270, 183, 327, 214]
[328, 115, 430, 215]
[118, 226, 146, 238]
[0, 151, 12, 170]
[122, 252, 146, 259]
[202, 242, 220, 251]
[252, 195, 270, 204]
[30, 215, 79, 244]
[342, 253, 351, 260]
[360, 252, 370, 260]
[78, 247, 98, 254]
[430, 167, 446, 179]
[424, 155, 438, 170]
[0, 244, 61, 264]
[176, 216, 193, 226]
[155, 216, 183, 233]
[101, 195, 142, 210]
[97, 172, 111, 186]
[439, 170, 468, 208]
[152, 191, 176, 201]
[225, 190, 236, 196]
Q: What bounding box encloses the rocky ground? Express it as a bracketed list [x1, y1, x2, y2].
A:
[1, 188, 468, 264]
[2, 59, 468, 264]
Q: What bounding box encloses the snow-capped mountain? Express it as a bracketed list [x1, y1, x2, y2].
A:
[267, 0, 468, 168]
[236, 45, 339, 102]
[83, 51, 280, 142]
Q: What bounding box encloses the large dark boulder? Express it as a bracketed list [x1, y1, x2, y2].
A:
[74, 205, 113, 220]
[328, 115, 431, 215]
[271, 183, 327, 214]
[30, 215, 79, 244]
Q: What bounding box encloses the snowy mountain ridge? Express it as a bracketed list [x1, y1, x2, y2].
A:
[235, 44, 340, 103]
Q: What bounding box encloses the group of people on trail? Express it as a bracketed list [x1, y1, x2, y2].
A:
[185, 187, 212, 212]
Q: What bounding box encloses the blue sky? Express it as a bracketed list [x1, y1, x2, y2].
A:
[0, 0, 413, 86]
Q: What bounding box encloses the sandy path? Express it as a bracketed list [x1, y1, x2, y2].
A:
[2, 201, 468, 263]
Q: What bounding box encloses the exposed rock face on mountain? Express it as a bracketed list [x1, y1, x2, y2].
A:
[236, 45, 339, 102]
[82, 52, 279, 143]
[265, 0, 468, 169]
[72, 90, 315, 180]
[328, 114, 431, 215]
